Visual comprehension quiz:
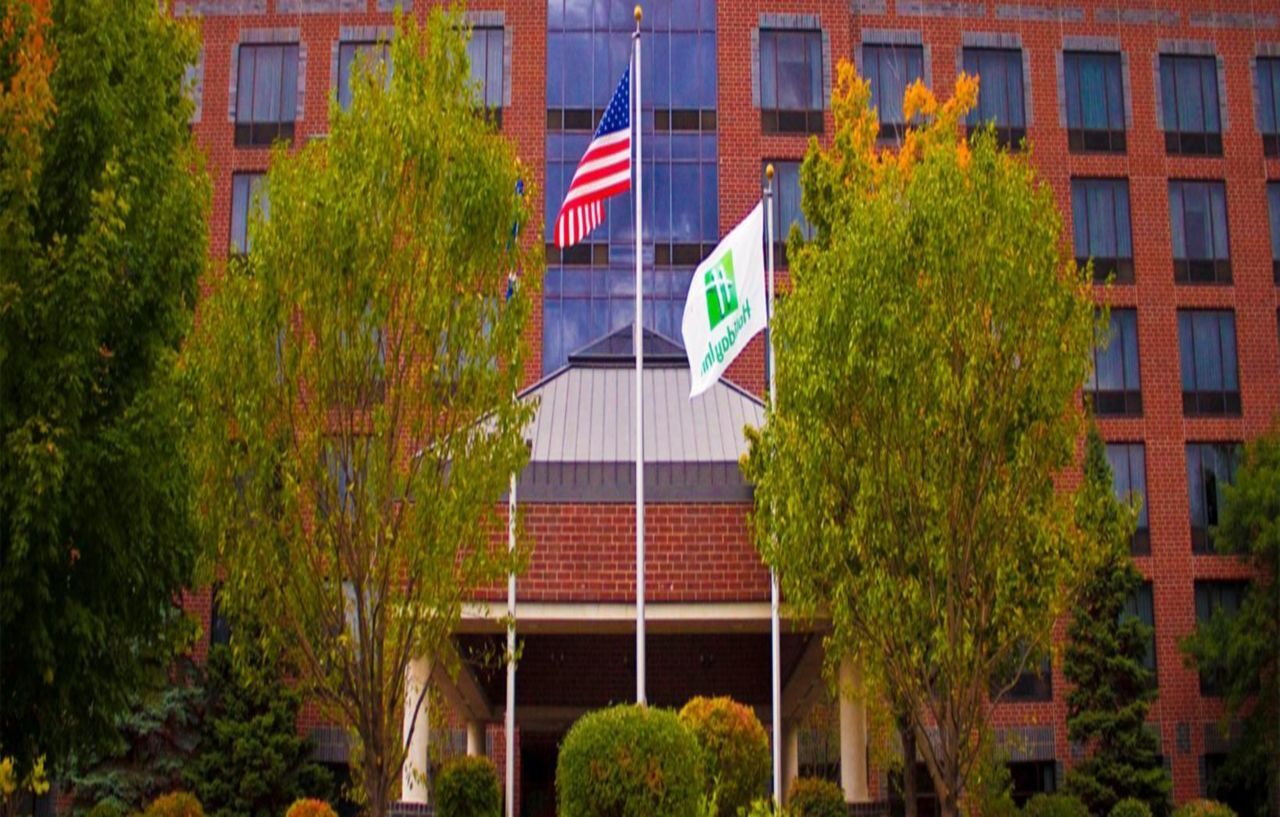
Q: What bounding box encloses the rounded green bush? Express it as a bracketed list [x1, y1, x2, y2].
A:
[1170, 801, 1237, 817]
[436, 756, 501, 817]
[1110, 799, 1154, 817]
[556, 704, 704, 817]
[84, 800, 126, 817]
[1022, 793, 1088, 817]
[143, 793, 203, 817]
[678, 696, 770, 817]
[788, 778, 844, 817]
[283, 799, 338, 817]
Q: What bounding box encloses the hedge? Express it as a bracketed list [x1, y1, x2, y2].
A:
[1110, 799, 1153, 817]
[1170, 801, 1236, 817]
[283, 799, 337, 817]
[679, 697, 770, 817]
[142, 793, 203, 817]
[1022, 793, 1088, 817]
[436, 756, 501, 817]
[788, 778, 844, 817]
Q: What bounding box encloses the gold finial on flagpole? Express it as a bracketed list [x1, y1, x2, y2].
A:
[765, 163, 775, 181]
[634, 4, 642, 24]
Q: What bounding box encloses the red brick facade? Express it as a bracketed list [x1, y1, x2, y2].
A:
[183, 0, 1280, 809]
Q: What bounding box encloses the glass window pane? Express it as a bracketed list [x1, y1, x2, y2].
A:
[1209, 183, 1228, 260]
[252, 45, 283, 123]
[1269, 183, 1280, 260]
[1064, 54, 1083, 127]
[776, 32, 809, 110]
[759, 31, 776, 109]
[1192, 312, 1223, 390]
[1178, 312, 1195, 391]
[1175, 57, 1205, 132]
[236, 47, 256, 124]
[1220, 314, 1238, 390]
[1201, 58, 1220, 131]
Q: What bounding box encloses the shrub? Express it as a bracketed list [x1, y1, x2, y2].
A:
[85, 801, 126, 817]
[1110, 800, 1153, 817]
[143, 793, 203, 817]
[787, 778, 844, 817]
[436, 756, 501, 817]
[743, 799, 790, 817]
[557, 704, 703, 817]
[1021, 793, 1088, 817]
[679, 697, 770, 817]
[1170, 801, 1237, 817]
[284, 799, 337, 817]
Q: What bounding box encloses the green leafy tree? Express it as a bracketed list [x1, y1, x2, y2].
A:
[186, 645, 332, 817]
[743, 68, 1099, 817]
[1063, 428, 1171, 816]
[0, 0, 207, 772]
[184, 11, 536, 817]
[1183, 426, 1280, 817]
[69, 658, 205, 814]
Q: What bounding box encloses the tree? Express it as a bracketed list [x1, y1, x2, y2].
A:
[0, 0, 207, 771]
[185, 10, 536, 817]
[187, 644, 332, 817]
[743, 68, 1099, 817]
[1063, 428, 1171, 817]
[1183, 426, 1280, 817]
[69, 657, 205, 814]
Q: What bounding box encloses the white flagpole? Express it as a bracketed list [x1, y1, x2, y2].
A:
[632, 4, 646, 707]
[505, 470, 517, 817]
[765, 165, 783, 806]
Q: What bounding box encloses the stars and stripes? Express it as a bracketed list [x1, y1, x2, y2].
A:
[553, 67, 632, 249]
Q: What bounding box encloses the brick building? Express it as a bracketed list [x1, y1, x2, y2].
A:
[179, 0, 1280, 814]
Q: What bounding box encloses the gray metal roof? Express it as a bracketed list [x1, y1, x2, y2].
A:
[514, 327, 765, 503]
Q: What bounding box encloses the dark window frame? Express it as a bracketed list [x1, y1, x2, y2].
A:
[1268, 181, 1280, 285]
[758, 28, 826, 135]
[863, 42, 925, 144]
[1063, 50, 1128, 154]
[1107, 442, 1150, 556]
[1169, 179, 1232, 285]
[1072, 177, 1134, 284]
[963, 46, 1028, 149]
[1088, 308, 1142, 416]
[1159, 53, 1223, 156]
[234, 42, 299, 148]
[467, 25, 505, 128]
[229, 171, 267, 257]
[1186, 443, 1240, 553]
[765, 160, 815, 270]
[1256, 57, 1280, 157]
[1177, 310, 1241, 416]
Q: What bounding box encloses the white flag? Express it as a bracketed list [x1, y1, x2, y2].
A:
[681, 202, 768, 398]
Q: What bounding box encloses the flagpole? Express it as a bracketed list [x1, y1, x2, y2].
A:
[632, 3, 646, 707]
[505, 471, 517, 817]
[764, 165, 783, 806]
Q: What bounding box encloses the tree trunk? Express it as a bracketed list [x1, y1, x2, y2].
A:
[901, 720, 917, 817]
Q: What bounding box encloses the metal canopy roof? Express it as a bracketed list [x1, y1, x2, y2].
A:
[515, 326, 764, 503]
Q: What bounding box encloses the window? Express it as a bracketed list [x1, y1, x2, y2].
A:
[1008, 761, 1057, 808]
[1087, 309, 1142, 416]
[1107, 443, 1150, 555]
[235, 43, 299, 147]
[1063, 51, 1126, 152]
[1072, 178, 1133, 283]
[1194, 580, 1247, 695]
[766, 161, 813, 269]
[543, 0, 717, 373]
[1121, 581, 1157, 683]
[1159, 54, 1222, 155]
[1169, 180, 1231, 284]
[963, 47, 1026, 148]
[1187, 443, 1240, 553]
[1255, 57, 1280, 156]
[995, 648, 1052, 702]
[863, 43, 924, 142]
[337, 40, 389, 111]
[1177, 310, 1240, 416]
[230, 172, 267, 256]
[1269, 182, 1280, 284]
[759, 28, 825, 134]
[467, 26, 504, 125]
[209, 584, 231, 647]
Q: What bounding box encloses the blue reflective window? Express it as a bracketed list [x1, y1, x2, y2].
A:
[230, 172, 267, 255]
[1159, 54, 1222, 155]
[1258, 57, 1280, 155]
[1269, 182, 1280, 284]
[338, 41, 390, 111]
[543, 0, 717, 373]
[963, 47, 1025, 148]
[1071, 178, 1133, 283]
[759, 28, 824, 133]
[1063, 51, 1126, 153]
[1177, 310, 1240, 416]
[863, 43, 924, 141]
[1106, 442, 1149, 554]
[235, 43, 298, 146]
[1169, 180, 1231, 284]
[1088, 308, 1141, 416]
[467, 27, 505, 111]
[765, 161, 813, 269]
[1187, 447, 1240, 554]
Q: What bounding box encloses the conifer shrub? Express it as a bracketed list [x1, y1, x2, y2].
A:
[1021, 792, 1088, 817]
[556, 704, 703, 817]
[1110, 799, 1153, 817]
[1170, 801, 1236, 817]
[436, 756, 501, 817]
[143, 792, 203, 817]
[679, 696, 770, 817]
[787, 778, 844, 817]
[283, 799, 336, 817]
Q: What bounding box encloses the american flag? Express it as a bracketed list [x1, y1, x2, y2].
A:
[553, 67, 632, 249]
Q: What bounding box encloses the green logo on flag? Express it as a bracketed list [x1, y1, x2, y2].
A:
[703, 251, 739, 330]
